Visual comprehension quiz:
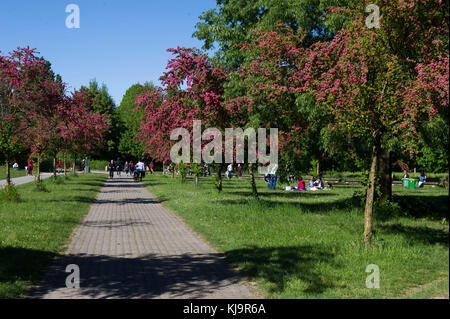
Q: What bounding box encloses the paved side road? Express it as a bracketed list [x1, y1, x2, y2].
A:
[30, 175, 257, 299]
[0, 173, 53, 188]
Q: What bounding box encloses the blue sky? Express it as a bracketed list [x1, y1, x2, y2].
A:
[0, 0, 217, 105]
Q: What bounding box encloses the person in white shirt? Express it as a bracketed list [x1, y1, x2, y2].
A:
[227, 164, 233, 179]
[12, 161, 19, 170]
[267, 163, 278, 190]
[135, 160, 146, 181]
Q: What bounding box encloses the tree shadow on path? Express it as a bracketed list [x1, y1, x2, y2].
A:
[27, 250, 254, 299]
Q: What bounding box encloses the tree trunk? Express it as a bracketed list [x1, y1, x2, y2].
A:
[5, 156, 11, 186]
[36, 156, 41, 183]
[64, 153, 67, 177]
[195, 174, 199, 187]
[72, 158, 76, 174]
[316, 160, 320, 176]
[216, 163, 223, 192]
[248, 163, 258, 198]
[377, 148, 392, 202]
[364, 134, 381, 246]
[53, 157, 57, 178]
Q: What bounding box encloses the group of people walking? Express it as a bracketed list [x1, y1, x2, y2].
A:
[107, 158, 154, 181]
[226, 163, 243, 179]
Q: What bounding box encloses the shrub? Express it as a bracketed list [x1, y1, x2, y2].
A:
[439, 175, 449, 189]
[0, 184, 20, 202]
[374, 200, 404, 220]
[34, 180, 49, 192]
[178, 162, 187, 183]
[51, 175, 64, 184]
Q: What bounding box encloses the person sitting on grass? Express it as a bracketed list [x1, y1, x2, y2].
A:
[306, 175, 315, 190]
[418, 172, 426, 188]
[297, 176, 306, 191]
[402, 169, 409, 180]
[310, 176, 324, 191]
[325, 181, 333, 190]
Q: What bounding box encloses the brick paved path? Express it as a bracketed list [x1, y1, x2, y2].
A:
[30, 175, 256, 299]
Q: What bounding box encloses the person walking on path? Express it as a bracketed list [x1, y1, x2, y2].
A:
[27, 158, 34, 176]
[237, 164, 242, 178]
[116, 158, 122, 176]
[226, 163, 233, 180]
[108, 160, 115, 179]
[129, 161, 134, 176]
[57, 159, 63, 173]
[150, 161, 154, 174]
[134, 160, 146, 182]
[124, 161, 129, 176]
[267, 164, 278, 190]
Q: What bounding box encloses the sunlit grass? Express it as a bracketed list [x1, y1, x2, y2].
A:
[0, 166, 27, 181]
[143, 174, 449, 298]
[0, 173, 106, 298]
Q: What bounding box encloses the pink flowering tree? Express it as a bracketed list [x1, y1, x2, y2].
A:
[230, 25, 314, 181]
[61, 88, 109, 174]
[230, 0, 447, 244]
[137, 47, 240, 190]
[0, 51, 21, 187]
[20, 70, 66, 183]
[0, 47, 52, 186]
[298, 0, 448, 244]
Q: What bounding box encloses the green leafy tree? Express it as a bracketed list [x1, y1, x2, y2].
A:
[116, 82, 155, 159]
[416, 115, 449, 173]
[85, 80, 121, 160]
[194, 0, 353, 70]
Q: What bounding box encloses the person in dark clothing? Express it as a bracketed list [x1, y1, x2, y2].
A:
[108, 160, 115, 179]
[116, 158, 122, 176]
[129, 161, 135, 175]
[237, 164, 243, 178]
[203, 164, 210, 176]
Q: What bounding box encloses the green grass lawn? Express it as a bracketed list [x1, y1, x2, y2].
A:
[0, 173, 106, 298]
[143, 174, 449, 299]
[0, 166, 27, 181]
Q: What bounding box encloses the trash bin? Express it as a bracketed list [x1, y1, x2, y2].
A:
[84, 165, 90, 173]
[402, 178, 409, 187]
[408, 179, 416, 189]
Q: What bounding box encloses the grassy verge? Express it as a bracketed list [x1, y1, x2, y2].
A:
[0, 166, 27, 181]
[143, 174, 449, 298]
[0, 173, 106, 298]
